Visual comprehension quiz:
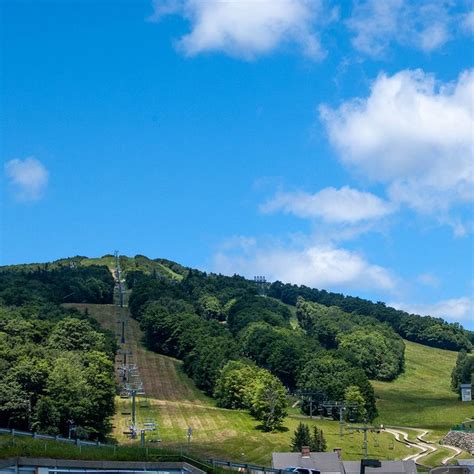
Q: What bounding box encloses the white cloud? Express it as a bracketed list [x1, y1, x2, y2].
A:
[214, 238, 395, 291]
[4, 157, 49, 201]
[149, 0, 330, 59]
[391, 296, 473, 323]
[417, 272, 440, 288]
[347, 0, 452, 56]
[461, 11, 474, 35]
[320, 69, 474, 214]
[261, 186, 395, 223]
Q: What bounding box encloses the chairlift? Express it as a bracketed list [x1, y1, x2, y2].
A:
[139, 398, 150, 408]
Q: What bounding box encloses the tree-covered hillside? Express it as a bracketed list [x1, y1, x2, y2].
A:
[1, 254, 471, 436]
[0, 264, 117, 440]
[268, 281, 472, 351]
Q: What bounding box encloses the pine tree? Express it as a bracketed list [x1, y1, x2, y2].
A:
[451, 350, 468, 391]
[319, 429, 327, 452]
[311, 425, 320, 451]
[291, 422, 312, 452]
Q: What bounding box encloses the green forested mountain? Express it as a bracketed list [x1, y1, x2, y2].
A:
[0, 254, 471, 436]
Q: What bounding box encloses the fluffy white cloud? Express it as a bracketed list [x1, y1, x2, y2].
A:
[261, 186, 395, 223]
[149, 0, 329, 59]
[347, 0, 452, 56]
[214, 238, 395, 291]
[320, 69, 474, 213]
[391, 296, 473, 323]
[4, 157, 49, 201]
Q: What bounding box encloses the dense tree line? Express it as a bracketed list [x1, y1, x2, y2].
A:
[0, 265, 117, 439]
[0, 305, 116, 439]
[268, 281, 472, 351]
[0, 265, 114, 305]
[451, 350, 474, 396]
[132, 271, 379, 423]
[297, 298, 405, 380]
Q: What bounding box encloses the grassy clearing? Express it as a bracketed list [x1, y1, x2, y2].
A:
[77, 304, 415, 465]
[373, 340, 473, 436]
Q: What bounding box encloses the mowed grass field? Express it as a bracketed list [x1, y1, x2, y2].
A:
[372, 340, 473, 437]
[73, 303, 417, 465]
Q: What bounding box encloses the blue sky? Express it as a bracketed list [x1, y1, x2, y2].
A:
[2, 0, 473, 328]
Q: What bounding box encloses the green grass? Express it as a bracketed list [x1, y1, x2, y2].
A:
[0, 255, 184, 281]
[68, 304, 471, 467]
[80, 256, 184, 281]
[79, 304, 416, 466]
[0, 435, 175, 461]
[373, 340, 473, 435]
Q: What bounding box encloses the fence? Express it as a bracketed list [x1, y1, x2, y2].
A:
[0, 427, 211, 472]
[0, 428, 104, 447]
[0, 428, 283, 474]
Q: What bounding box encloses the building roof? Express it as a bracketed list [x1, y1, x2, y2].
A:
[272, 452, 417, 474]
[343, 461, 417, 474]
[272, 452, 342, 473]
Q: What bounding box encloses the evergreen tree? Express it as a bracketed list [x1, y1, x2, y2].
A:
[309, 426, 327, 452]
[291, 422, 312, 452]
[311, 425, 320, 451]
[451, 350, 473, 393]
[319, 428, 327, 452]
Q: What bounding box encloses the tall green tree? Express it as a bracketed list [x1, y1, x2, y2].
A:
[249, 371, 288, 432]
[291, 422, 312, 451]
[344, 385, 367, 422]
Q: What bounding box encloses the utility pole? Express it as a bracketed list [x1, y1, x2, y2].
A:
[187, 426, 193, 449]
[347, 424, 381, 459]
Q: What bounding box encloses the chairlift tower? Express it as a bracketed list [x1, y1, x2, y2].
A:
[346, 424, 381, 459]
[294, 389, 326, 419]
[114, 250, 126, 308]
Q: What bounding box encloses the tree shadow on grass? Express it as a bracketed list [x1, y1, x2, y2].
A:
[255, 424, 289, 433]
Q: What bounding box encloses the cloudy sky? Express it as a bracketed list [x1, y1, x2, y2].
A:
[2, 0, 473, 328]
